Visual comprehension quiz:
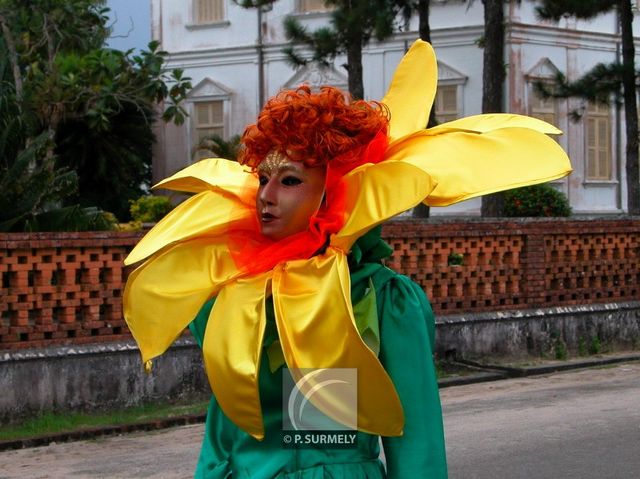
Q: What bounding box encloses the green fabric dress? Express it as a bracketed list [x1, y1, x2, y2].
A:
[189, 228, 448, 478]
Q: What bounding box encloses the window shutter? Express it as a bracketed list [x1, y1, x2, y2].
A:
[298, 0, 330, 13]
[585, 102, 612, 180]
[435, 85, 459, 124]
[196, 0, 224, 23]
[195, 101, 224, 141]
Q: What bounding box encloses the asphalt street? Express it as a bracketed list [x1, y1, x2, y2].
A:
[442, 362, 640, 478]
[1, 362, 638, 478]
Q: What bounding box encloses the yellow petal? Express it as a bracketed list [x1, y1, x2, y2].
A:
[272, 249, 404, 436]
[124, 190, 253, 265]
[203, 273, 271, 440]
[154, 157, 257, 196]
[382, 39, 437, 142]
[424, 113, 562, 136]
[123, 237, 241, 363]
[332, 162, 436, 252]
[385, 127, 572, 207]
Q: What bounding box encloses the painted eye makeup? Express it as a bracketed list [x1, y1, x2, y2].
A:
[282, 176, 302, 186]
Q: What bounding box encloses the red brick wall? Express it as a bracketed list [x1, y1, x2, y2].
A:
[383, 219, 639, 313]
[1, 219, 638, 350]
[0, 232, 140, 350]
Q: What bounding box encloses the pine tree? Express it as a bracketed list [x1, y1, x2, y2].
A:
[282, 0, 411, 99]
[536, 0, 639, 215]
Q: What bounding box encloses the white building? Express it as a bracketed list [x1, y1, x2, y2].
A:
[150, 0, 640, 215]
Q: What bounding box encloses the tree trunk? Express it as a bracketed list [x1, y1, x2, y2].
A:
[481, 0, 506, 217]
[346, 39, 364, 100]
[414, 0, 433, 218]
[419, 0, 437, 130]
[344, 0, 364, 101]
[0, 14, 23, 104]
[619, 0, 640, 215]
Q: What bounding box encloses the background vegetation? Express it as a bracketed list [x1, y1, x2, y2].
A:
[0, 0, 191, 231]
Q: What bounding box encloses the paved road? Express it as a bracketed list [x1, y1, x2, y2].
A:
[1, 363, 639, 478]
[442, 362, 640, 479]
[0, 425, 201, 479]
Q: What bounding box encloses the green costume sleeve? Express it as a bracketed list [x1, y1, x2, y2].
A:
[188, 297, 215, 348]
[377, 274, 448, 478]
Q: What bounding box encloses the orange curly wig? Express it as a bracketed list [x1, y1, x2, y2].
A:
[238, 86, 389, 169]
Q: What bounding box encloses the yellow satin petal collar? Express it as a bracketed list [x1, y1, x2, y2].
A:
[124, 39, 572, 440]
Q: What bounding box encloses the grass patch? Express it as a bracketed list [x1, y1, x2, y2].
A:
[0, 400, 209, 442]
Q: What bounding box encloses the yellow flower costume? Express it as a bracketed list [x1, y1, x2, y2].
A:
[124, 40, 571, 442]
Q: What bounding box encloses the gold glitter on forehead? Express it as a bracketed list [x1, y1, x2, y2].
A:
[257, 150, 290, 175]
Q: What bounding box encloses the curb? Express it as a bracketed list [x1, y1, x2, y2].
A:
[455, 353, 640, 378]
[438, 370, 508, 388]
[2, 354, 639, 452]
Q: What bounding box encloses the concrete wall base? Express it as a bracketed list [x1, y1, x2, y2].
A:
[2, 301, 639, 422]
[435, 301, 640, 360]
[0, 339, 209, 424]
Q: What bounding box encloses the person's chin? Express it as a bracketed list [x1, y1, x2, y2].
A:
[260, 222, 285, 241]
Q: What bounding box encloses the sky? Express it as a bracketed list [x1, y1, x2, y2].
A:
[105, 0, 151, 52]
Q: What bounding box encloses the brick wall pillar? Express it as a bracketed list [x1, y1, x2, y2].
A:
[521, 231, 547, 308]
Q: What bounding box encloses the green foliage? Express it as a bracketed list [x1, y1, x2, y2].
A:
[129, 196, 174, 223]
[447, 252, 464, 266]
[578, 335, 604, 356]
[23, 206, 118, 232]
[0, 400, 209, 441]
[578, 337, 588, 356]
[536, 0, 617, 21]
[0, 131, 75, 231]
[233, 0, 277, 8]
[24, 43, 191, 132]
[503, 184, 572, 217]
[534, 0, 640, 215]
[283, 0, 408, 66]
[55, 102, 154, 220]
[0, 127, 118, 232]
[554, 338, 568, 360]
[534, 63, 626, 120]
[277, 0, 412, 97]
[283, 20, 340, 68]
[192, 134, 242, 161]
[0, 0, 192, 227]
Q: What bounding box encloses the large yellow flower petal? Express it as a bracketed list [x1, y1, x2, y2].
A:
[155, 157, 257, 198]
[272, 248, 404, 436]
[125, 159, 257, 266]
[385, 127, 572, 207]
[125, 190, 253, 266]
[203, 273, 271, 440]
[424, 113, 562, 136]
[332, 162, 436, 252]
[382, 39, 437, 142]
[123, 237, 241, 364]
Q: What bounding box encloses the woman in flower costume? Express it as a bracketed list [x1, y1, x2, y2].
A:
[124, 40, 571, 478]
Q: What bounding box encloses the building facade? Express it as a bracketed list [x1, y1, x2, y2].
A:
[150, 0, 640, 215]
